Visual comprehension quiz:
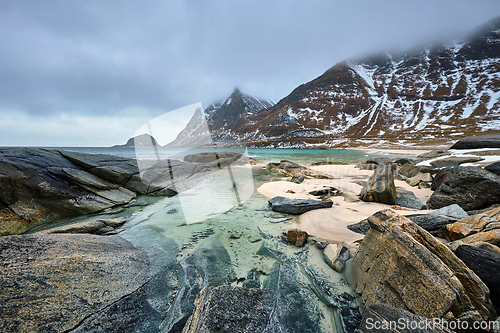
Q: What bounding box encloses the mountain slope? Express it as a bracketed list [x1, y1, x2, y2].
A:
[240, 17, 500, 145]
[168, 88, 274, 146]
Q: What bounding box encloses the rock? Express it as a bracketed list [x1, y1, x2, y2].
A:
[399, 164, 438, 178]
[112, 133, 161, 148]
[486, 162, 500, 176]
[290, 175, 305, 184]
[419, 182, 432, 189]
[0, 148, 136, 235]
[393, 158, 415, 166]
[286, 229, 308, 247]
[406, 214, 454, 231]
[352, 209, 496, 322]
[431, 168, 449, 190]
[406, 172, 433, 186]
[430, 204, 469, 220]
[390, 205, 411, 211]
[450, 230, 500, 248]
[427, 166, 500, 211]
[468, 203, 500, 216]
[0, 233, 151, 333]
[242, 269, 262, 288]
[359, 163, 397, 205]
[431, 156, 485, 168]
[181, 286, 275, 333]
[466, 242, 500, 255]
[358, 163, 378, 170]
[266, 160, 332, 179]
[268, 196, 333, 215]
[395, 186, 427, 210]
[444, 206, 500, 241]
[455, 245, 500, 312]
[450, 133, 500, 149]
[183, 152, 242, 166]
[418, 149, 451, 160]
[357, 304, 456, 333]
[347, 218, 370, 235]
[323, 243, 351, 272]
[309, 186, 339, 196]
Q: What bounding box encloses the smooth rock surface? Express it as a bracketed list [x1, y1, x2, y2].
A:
[395, 186, 427, 210]
[359, 163, 397, 205]
[427, 166, 500, 211]
[268, 196, 333, 214]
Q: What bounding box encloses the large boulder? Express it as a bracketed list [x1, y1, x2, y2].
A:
[427, 166, 500, 211]
[359, 163, 397, 205]
[395, 187, 427, 210]
[351, 209, 496, 322]
[450, 133, 500, 149]
[266, 160, 332, 179]
[486, 162, 500, 177]
[268, 196, 333, 214]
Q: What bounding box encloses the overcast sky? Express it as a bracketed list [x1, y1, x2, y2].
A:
[1, 0, 499, 146]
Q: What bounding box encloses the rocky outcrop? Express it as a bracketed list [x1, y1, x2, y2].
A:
[0, 148, 220, 235]
[112, 133, 161, 148]
[454, 245, 500, 312]
[450, 133, 500, 149]
[268, 196, 333, 214]
[427, 166, 500, 211]
[359, 163, 397, 205]
[430, 156, 484, 168]
[357, 304, 456, 333]
[352, 209, 496, 323]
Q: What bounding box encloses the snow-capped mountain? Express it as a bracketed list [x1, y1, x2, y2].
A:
[237, 16, 500, 145]
[171, 17, 500, 148]
[167, 88, 274, 146]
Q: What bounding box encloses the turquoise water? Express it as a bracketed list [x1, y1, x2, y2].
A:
[44, 146, 409, 164]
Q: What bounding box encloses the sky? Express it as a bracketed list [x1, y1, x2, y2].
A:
[1, 0, 499, 147]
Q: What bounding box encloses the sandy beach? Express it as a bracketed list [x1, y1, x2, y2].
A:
[258, 164, 434, 245]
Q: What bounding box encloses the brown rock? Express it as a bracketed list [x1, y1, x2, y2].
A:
[352, 209, 496, 322]
[443, 206, 500, 241]
[359, 163, 397, 205]
[286, 230, 308, 247]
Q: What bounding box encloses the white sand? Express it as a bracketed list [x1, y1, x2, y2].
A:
[257, 164, 433, 245]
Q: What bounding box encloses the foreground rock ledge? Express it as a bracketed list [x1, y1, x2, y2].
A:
[351, 209, 496, 324]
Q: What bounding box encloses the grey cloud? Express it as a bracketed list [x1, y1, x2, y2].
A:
[0, 0, 499, 120]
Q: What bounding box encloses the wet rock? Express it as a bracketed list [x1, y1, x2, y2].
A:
[159, 237, 237, 333]
[359, 163, 397, 205]
[486, 162, 500, 177]
[286, 229, 308, 247]
[181, 286, 275, 333]
[455, 245, 500, 312]
[0, 234, 151, 333]
[427, 166, 500, 211]
[406, 172, 433, 187]
[431, 156, 485, 168]
[352, 209, 496, 322]
[357, 304, 456, 333]
[268, 196, 333, 215]
[395, 187, 426, 210]
[450, 133, 500, 149]
[323, 243, 351, 272]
